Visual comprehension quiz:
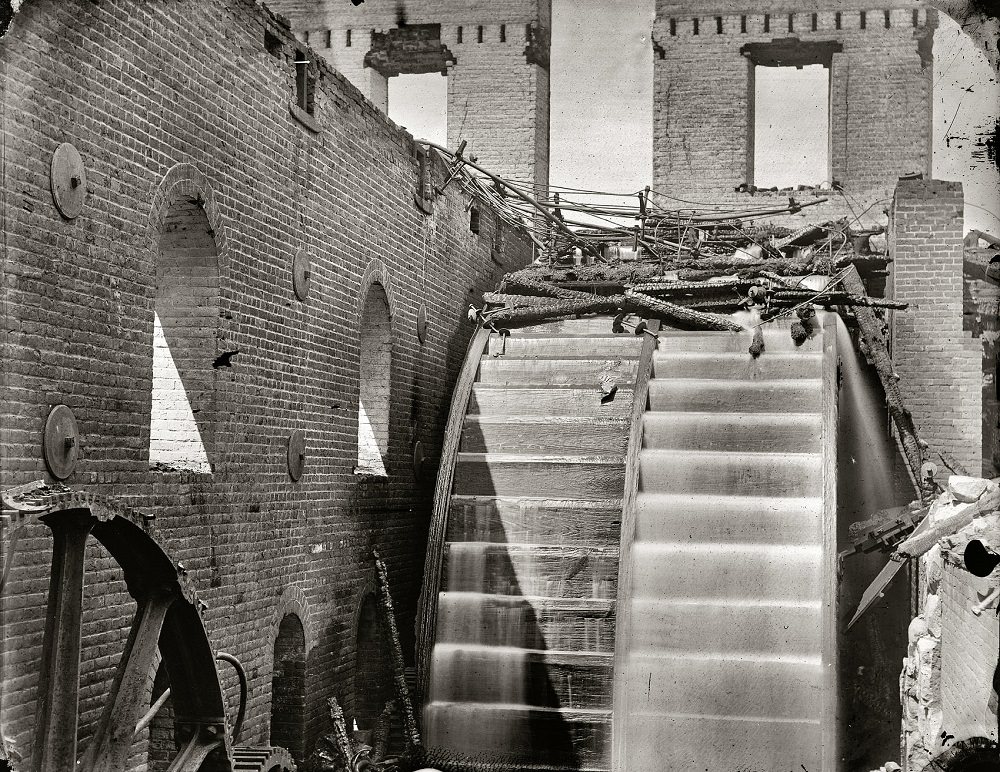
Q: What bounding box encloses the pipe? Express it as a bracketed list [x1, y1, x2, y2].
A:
[134, 687, 171, 737]
[215, 652, 247, 742]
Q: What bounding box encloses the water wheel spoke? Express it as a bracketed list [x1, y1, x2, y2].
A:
[164, 731, 222, 772]
[33, 513, 93, 772]
[79, 589, 176, 772]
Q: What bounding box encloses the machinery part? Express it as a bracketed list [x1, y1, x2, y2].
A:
[13, 489, 295, 772]
[416, 302, 428, 344]
[32, 506, 231, 772]
[231, 746, 295, 772]
[287, 430, 306, 481]
[50, 142, 87, 219]
[134, 686, 172, 737]
[925, 737, 1000, 771]
[412, 440, 425, 480]
[292, 249, 311, 301]
[214, 653, 248, 743]
[43, 405, 80, 480]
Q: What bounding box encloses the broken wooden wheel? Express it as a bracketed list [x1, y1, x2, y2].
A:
[27, 503, 295, 772]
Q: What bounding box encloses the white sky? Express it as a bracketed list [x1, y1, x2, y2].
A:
[388, 2, 999, 234]
[754, 64, 829, 189]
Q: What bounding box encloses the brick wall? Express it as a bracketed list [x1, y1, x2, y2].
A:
[353, 591, 394, 731]
[939, 560, 999, 743]
[889, 178, 982, 476]
[963, 252, 1000, 477]
[267, 0, 551, 190]
[652, 0, 934, 229]
[902, 526, 1000, 770]
[0, 0, 533, 767]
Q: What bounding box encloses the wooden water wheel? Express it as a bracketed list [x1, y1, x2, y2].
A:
[1, 485, 295, 772]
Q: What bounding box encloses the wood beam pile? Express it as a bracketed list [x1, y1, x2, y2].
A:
[479, 261, 906, 334]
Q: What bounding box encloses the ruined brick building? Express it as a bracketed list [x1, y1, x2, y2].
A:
[0, 1, 538, 768]
[1, 0, 999, 771]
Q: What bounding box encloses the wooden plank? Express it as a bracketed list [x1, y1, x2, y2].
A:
[460, 416, 629, 455]
[630, 542, 822, 604]
[652, 350, 822, 380]
[647, 378, 822, 413]
[624, 654, 822, 719]
[429, 645, 613, 710]
[819, 311, 840, 772]
[477, 358, 640, 387]
[493, 337, 644, 359]
[635, 493, 822, 546]
[628, 598, 822, 658]
[638, 449, 823, 498]
[453, 454, 626, 499]
[446, 495, 624, 546]
[470, 386, 635, 417]
[642, 412, 821, 454]
[434, 592, 616, 652]
[441, 544, 619, 600]
[657, 326, 824, 353]
[415, 325, 492, 696]
[611, 319, 661, 772]
[509, 316, 640, 336]
[422, 702, 612, 768]
[624, 713, 822, 772]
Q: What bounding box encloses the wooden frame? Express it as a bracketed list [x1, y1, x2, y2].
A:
[414, 325, 491, 698]
[610, 319, 661, 772]
[820, 311, 841, 771]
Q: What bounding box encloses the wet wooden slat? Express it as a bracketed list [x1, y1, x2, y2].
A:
[446, 496, 623, 546]
[442, 544, 619, 600]
[453, 454, 626, 499]
[469, 386, 635, 417]
[434, 593, 616, 652]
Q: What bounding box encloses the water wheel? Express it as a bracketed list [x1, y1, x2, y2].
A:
[3, 487, 295, 772]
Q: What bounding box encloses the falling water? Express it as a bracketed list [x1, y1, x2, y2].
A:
[833, 312, 899, 513]
[832, 312, 914, 768]
[424, 542, 535, 761]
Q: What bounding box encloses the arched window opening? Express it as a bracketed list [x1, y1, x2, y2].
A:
[150, 193, 219, 472]
[354, 593, 394, 731]
[357, 283, 392, 477]
[271, 613, 307, 761]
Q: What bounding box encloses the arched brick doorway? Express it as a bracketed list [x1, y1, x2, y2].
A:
[270, 613, 307, 760]
[150, 186, 220, 472]
[356, 282, 393, 477]
[354, 592, 393, 731]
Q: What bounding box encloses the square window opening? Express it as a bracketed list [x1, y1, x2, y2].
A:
[265, 29, 283, 57]
[387, 72, 448, 147]
[752, 64, 830, 189]
[295, 51, 316, 115]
